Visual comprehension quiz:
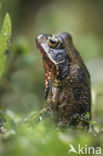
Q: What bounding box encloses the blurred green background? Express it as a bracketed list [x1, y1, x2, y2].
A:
[0, 0, 103, 156]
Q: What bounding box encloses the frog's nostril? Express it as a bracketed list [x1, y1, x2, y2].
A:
[37, 34, 44, 41]
[36, 34, 48, 43]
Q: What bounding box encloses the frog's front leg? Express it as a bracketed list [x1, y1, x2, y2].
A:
[46, 86, 59, 110]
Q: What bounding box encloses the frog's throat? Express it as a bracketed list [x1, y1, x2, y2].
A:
[43, 59, 59, 78]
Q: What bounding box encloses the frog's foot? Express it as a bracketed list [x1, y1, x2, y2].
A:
[58, 113, 90, 128]
[68, 113, 90, 129]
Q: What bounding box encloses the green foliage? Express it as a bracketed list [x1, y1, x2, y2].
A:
[12, 37, 31, 55]
[0, 13, 12, 77]
[0, 110, 103, 156]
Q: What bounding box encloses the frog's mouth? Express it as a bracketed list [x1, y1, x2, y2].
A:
[36, 35, 59, 78]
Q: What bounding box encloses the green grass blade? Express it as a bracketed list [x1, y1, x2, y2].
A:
[0, 13, 12, 77]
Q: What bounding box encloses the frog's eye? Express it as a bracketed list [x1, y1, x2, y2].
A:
[49, 37, 59, 48]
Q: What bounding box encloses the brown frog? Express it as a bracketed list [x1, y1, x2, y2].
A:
[36, 32, 91, 127]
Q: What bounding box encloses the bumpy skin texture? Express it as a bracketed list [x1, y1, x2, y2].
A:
[36, 32, 91, 126]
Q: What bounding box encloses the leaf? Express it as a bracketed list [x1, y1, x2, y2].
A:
[0, 13, 12, 78]
[85, 112, 90, 120]
[90, 120, 96, 125]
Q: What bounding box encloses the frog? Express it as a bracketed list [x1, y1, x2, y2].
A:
[36, 32, 91, 127]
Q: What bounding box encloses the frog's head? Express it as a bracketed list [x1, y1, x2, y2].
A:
[36, 32, 72, 80]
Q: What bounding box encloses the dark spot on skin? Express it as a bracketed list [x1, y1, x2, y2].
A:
[73, 86, 83, 101]
[78, 68, 89, 87]
[77, 68, 85, 81]
[56, 53, 63, 61]
[77, 104, 87, 115]
[58, 63, 68, 80]
[57, 57, 71, 80]
[45, 81, 50, 99]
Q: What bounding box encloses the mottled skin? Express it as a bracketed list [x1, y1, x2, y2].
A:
[36, 32, 91, 126]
